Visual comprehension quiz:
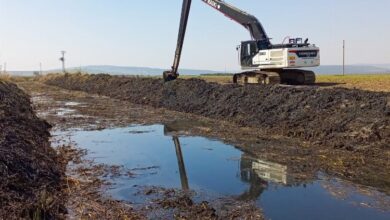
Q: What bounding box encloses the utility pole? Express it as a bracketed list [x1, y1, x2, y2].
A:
[39, 62, 43, 75]
[343, 40, 345, 76]
[3, 62, 6, 74]
[60, 51, 66, 73]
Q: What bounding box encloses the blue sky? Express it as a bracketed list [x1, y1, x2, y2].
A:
[0, 0, 389, 71]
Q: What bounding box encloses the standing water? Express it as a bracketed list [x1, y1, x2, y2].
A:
[54, 124, 390, 220]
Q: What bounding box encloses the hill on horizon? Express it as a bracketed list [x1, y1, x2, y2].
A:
[7, 64, 390, 76]
[60, 65, 220, 76]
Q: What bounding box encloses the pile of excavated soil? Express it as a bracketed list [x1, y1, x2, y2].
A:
[44, 74, 390, 151]
[0, 81, 64, 218]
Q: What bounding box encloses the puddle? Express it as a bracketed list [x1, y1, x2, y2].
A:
[54, 124, 390, 220]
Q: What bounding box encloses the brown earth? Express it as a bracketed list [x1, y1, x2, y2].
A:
[0, 80, 64, 219]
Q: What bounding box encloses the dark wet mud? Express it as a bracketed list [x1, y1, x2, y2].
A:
[20, 81, 265, 219]
[0, 81, 64, 218]
[44, 74, 390, 151]
[42, 74, 390, 192]
[13, 79, 390, 219]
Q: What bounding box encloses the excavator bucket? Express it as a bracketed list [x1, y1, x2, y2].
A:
[163, 70, 179, 82]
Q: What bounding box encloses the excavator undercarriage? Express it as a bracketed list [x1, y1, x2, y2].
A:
[233, 70, 316, 85]
[233, 71, 280, 85]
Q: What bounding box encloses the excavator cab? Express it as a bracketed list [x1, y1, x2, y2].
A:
[240, 39, 272, 68]
[240, 41, 258, 67]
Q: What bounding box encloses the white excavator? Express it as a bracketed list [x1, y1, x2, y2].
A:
[164, 0, 320, 85]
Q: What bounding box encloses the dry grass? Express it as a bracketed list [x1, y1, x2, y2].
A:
[0, 73, 11, 81]
[191, 74, 390, 92]
[316, 74, 390, 92]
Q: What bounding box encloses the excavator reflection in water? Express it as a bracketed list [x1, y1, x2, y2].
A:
[239, 154, 289, 201]
[163, 120, 289, 200]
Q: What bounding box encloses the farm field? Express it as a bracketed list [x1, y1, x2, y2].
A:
[184, 74, 390, 92]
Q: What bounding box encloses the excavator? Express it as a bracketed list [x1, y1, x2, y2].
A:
[163, 0, 320, 85]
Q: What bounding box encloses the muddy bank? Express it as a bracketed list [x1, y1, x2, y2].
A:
[15, 80, 264, 219]
[44, 74, 390, 151]
[17, 79, 390, 208]
[0, 81, 64, 218]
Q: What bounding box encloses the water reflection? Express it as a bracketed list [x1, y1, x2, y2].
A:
[243, 156, 288, 185]
[54, 122, 390, 220]
[239, 154, 290, 201]
[163, 121, 288, 201]
[173, 136, 189, 191]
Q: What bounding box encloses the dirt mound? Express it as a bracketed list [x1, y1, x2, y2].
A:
[44, 74, 390, 151]
[0, 81, 64, 218]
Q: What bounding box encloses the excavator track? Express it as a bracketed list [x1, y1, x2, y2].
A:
[233, 69, 316, 85]
[278, 69, 316, 85]
[233, 71, 281, 85]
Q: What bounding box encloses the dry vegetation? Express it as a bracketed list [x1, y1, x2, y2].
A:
[0, 73, 11, 81]
[316, 74, 390, 92]
[188, 74, 390, 92]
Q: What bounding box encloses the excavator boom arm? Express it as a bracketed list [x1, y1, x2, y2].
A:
[201, 0, 269, 43]
[164, 0, 192, 81]
[172, 0, 192, 74]
[164, 0, 270, 82]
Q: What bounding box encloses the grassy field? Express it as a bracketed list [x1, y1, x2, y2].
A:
[187, 74, 390, 92]
[0, 73, 11, 81]
[316, 74, 390, 92]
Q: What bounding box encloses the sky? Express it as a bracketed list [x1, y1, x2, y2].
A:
[0, 0, 389, 71]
